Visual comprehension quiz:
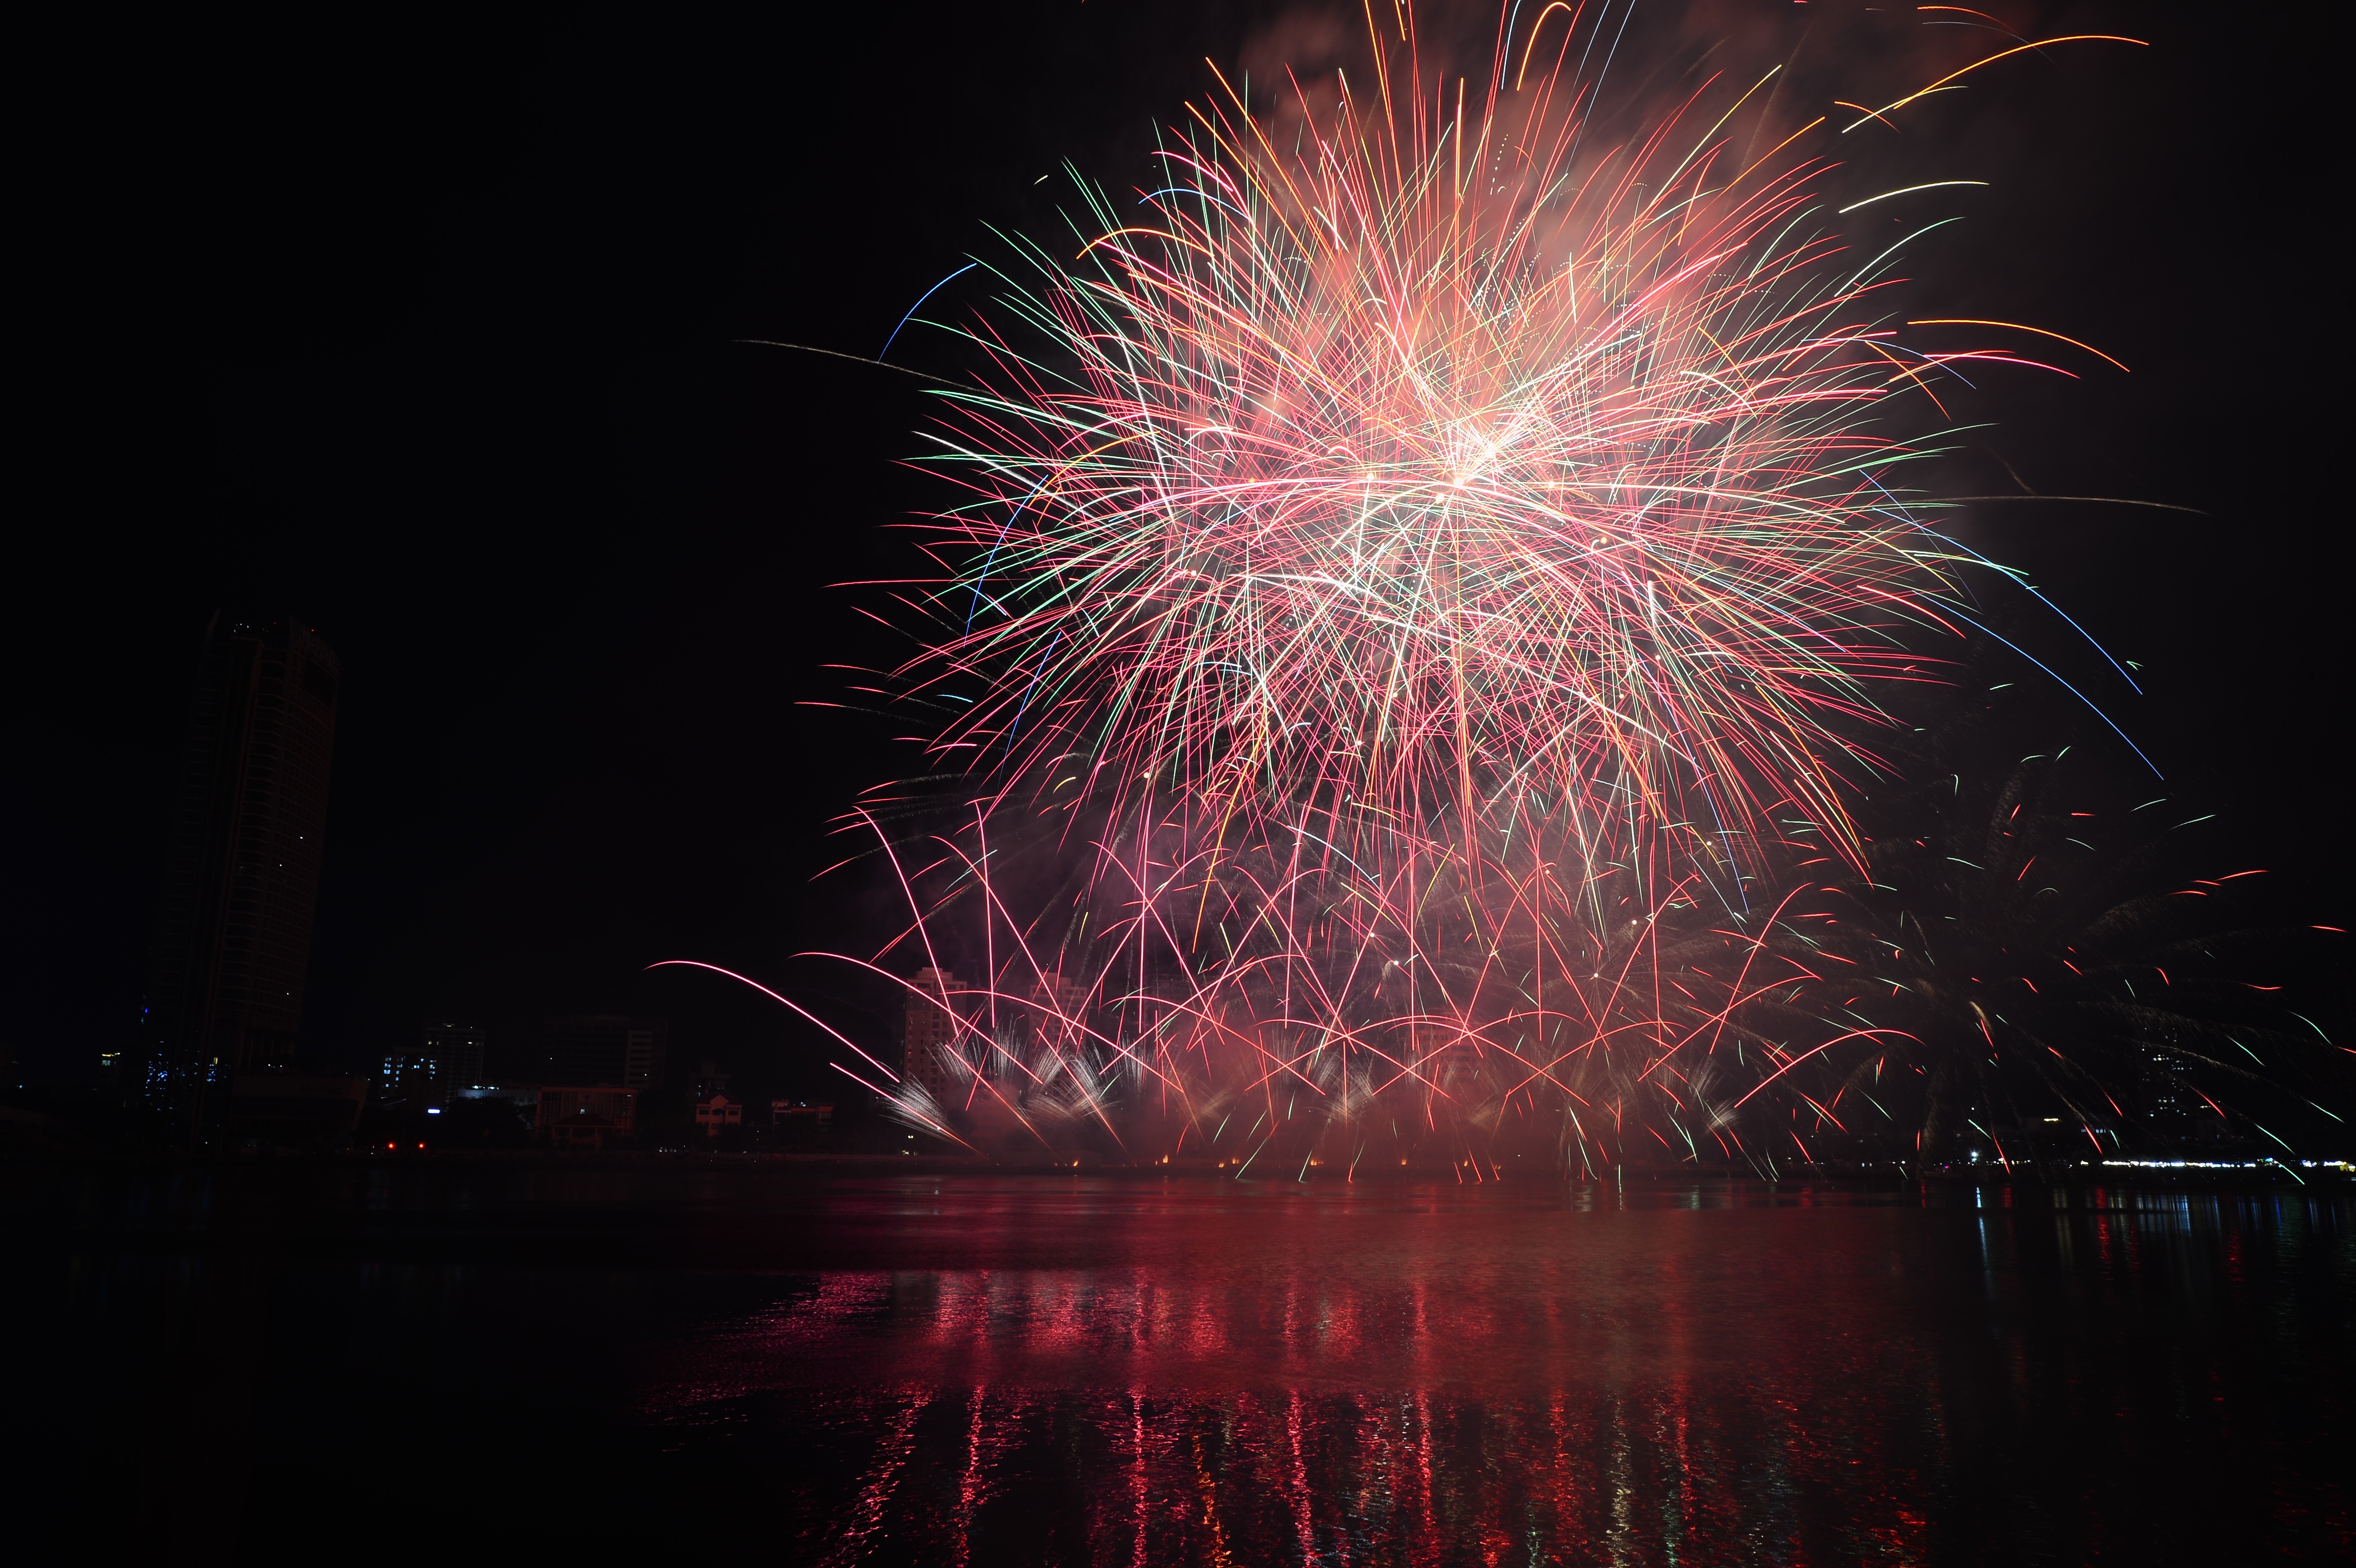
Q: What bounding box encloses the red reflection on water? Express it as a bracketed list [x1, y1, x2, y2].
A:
[631, 1179, 2343, 1564]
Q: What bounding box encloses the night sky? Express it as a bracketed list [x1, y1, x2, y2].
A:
[14, 1, 2339, 1097]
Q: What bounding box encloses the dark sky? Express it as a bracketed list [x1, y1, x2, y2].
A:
[15, 1, 2338, 1094]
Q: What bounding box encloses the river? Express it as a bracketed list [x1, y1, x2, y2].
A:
[9, 1165, 2347, 1562]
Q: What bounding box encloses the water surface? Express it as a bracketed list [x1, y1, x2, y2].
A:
[10, 1165, 2348, 1562]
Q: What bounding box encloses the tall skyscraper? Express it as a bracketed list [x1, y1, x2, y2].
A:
[144, 614, 339, 1117]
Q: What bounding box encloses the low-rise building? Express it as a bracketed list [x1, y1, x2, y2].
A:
[771, 1100, 833, 1132]
[537, 1085, 636, 1148]
[694, 1093, 743, 1136]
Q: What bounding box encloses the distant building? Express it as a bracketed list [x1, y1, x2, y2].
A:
[771, 1100, 833, 1132]
[536, 1016, 666, 1091]
[375, 1021, 489, 1107]
[376, 1051, 444, 1107]
[688, 1058, 731, 1101]
[623, 1023, 665, 1090]
[1027, 972, 1092, 1066]
[2138, 1038, 2232, 1149]
[423, 1021, 488, 1089]
[903, 968, 967, 1104]
[450, 1085, 538, 1111]
[693, 1094, 742, 1136]
[537, 1085, 636, 1147]
[1031, 972, 1088, 1024]
[143, 615, 340, 1121]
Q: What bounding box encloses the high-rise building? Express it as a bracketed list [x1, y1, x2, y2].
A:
[375, 1051, 442, 1106]
[373, 1023, 488, 1108]
[902, 968, 964, 1105]
[623, 1022, 665, 1090]
[535, 1015, 666, 1089]
[144, 614, 339, 1116]
[422, 1020, 488, 1089]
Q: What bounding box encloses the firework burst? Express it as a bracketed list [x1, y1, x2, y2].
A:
[711, 8, 2220, 1175]
[922, 28, 1982, 900]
